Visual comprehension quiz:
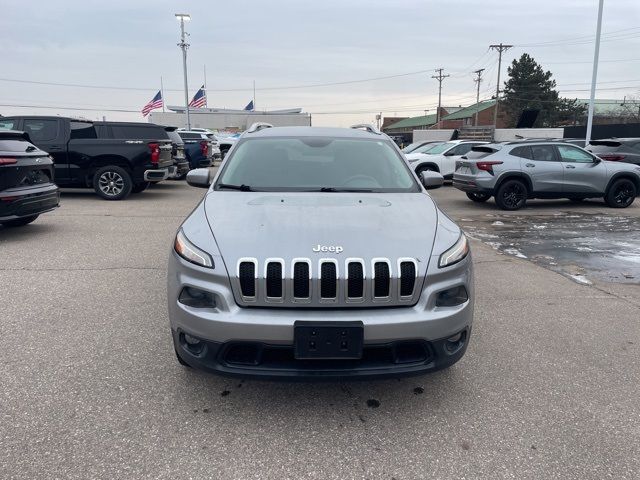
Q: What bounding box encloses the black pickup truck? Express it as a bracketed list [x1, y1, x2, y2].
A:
[0, 116, 173, 200]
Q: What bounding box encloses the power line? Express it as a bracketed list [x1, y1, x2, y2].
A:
[515, 26, 640, 47]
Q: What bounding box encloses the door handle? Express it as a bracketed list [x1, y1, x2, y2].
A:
[565, 165, 576, 169]
[525, 163, 535, 168]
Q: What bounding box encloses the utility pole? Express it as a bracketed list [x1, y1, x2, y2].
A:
[489, 43, 513, 127]
[175, 13, 192, 130]
[585, 0, 604, 145]
[473, 68, 485, 126]
[431, 68, 449, 127]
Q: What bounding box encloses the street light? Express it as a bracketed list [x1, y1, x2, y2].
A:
[175, 13, 191, 130]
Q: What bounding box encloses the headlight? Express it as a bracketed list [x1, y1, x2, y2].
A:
[438, 233, 469, 268]
[174, 229, 214, 268]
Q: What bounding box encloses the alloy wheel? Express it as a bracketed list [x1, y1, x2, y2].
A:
[98, 171, 125, 197]
[501, 183, 525, 209]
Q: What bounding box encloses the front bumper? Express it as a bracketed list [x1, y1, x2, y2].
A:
[173, 326, 470, 380]
[144, 168, 170, 182]
[167, 250, 474, 379]
[0, 183, 60, 221]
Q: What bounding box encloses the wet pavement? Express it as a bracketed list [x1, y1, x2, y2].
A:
[460, 211, 640, 285]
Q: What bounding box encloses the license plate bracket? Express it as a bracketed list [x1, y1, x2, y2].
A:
[294, 321, 364, 360]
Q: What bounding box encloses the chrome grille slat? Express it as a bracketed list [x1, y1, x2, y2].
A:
[234, 257, 419, 307]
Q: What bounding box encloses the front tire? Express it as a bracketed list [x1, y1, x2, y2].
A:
[93, 166, 132, 200]
[605, 178, 636, 208]
[466, 192, 491, 203]
[1, 215, 39, 227]
[495, 179, 527, 210]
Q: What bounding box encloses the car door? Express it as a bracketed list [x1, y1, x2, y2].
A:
[555, 144, 608, 193]
[520, 144, 564, 193]
[22, 118, 70, 183]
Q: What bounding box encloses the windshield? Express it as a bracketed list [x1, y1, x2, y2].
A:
[402, 142, 423, 153]
[423, 142, 455, 155]
[216, 137, 419, 192]
[412, 142, 444, 154]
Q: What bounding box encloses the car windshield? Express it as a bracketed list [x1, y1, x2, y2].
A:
[216, 137, 419, 192]
[402, 142, 423, 153]
[412, 142, 444, 154]
[423, 142, 455, 155]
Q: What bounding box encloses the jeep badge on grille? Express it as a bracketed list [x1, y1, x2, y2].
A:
[312, 245, 344, 254]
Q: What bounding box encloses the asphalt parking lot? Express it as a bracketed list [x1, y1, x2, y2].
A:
[1, 181, 639, 479]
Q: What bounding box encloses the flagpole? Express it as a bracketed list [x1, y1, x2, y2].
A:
[253, 80, 256, 111]
[160, 76, 165, 112]
[204, 65, 207, 107]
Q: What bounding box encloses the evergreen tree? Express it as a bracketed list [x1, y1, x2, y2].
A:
[502, 53, 584, 127]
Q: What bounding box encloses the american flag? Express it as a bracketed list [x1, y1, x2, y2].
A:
[142, 91, 163, 117]
[189, 86, 207, 108]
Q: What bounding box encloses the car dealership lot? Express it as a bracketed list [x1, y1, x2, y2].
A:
[1, 181, 639, 479]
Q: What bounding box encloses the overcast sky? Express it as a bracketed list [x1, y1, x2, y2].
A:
[1, 0, 639, 126]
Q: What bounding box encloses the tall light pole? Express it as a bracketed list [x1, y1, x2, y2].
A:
[175, 13, 191, 130]
[585, 0, 604, 145]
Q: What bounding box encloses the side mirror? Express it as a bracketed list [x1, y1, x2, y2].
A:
[186, 168, 212, 188]
[420, 170, 444, 190]
[592, 156, 601, 164]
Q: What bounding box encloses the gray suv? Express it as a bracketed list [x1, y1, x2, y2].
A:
[453, 141, 640, 210]
[168, 124, 474, 379]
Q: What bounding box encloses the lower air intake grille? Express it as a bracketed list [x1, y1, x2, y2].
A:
[347, 262, 364, 298]
[320, 262, 337, 298]
[238, 262, 256, 297]
[293, 262, 310, 298]
[374, 262, 390, 297]
[400, 261, 416, 296]
[265, 262, 283, 298]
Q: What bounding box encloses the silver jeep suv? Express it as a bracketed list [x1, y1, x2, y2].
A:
[168, 124, 474, 379]
[453, 141, 640, 210]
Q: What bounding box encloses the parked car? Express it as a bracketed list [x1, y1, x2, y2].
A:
[402, 140, 444, 154]
[453, 141, 640, 210]
[1, 117, 173, 200]
[405, 140, 488, 179]
[168, 123, 473, 379]
[587, 138, 640, 165]
[177, 131, 215, 169]
[213, 133, 237, 160]
[0, 130, 59, 227]
[164, 127, 189, 180]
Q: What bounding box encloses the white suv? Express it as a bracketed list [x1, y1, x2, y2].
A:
[405, 140, 488, 179]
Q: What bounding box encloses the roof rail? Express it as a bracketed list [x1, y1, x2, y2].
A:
[246, 122, 274, 133]
[350, 124, 381, 135]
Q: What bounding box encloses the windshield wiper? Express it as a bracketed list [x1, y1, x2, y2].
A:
[318, 187, 374, 192]
[217, 183, 253, 191]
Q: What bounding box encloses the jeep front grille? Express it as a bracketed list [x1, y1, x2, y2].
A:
[233, 257, 420, 307]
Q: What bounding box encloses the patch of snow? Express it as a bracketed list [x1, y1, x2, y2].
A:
[569, 274, 592, 285]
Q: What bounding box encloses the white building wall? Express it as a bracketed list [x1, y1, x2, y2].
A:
[149, 111, 311, 130]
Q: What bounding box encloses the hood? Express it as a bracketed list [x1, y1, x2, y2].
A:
[204, 192, 438, 267]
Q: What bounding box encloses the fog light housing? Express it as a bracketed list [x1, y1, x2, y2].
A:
[444, 329, 467, 354]
[435, 285, 469, 307]
[179, 287, 217, 308]
[180, 332, 205, 355]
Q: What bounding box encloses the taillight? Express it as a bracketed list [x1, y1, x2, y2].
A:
[148, 143, 160, 166]
[200, 140, 208, 157]
[476, 161, 503, 175]
[0, 157, 18, 165]
[599, 154, 626, 161]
